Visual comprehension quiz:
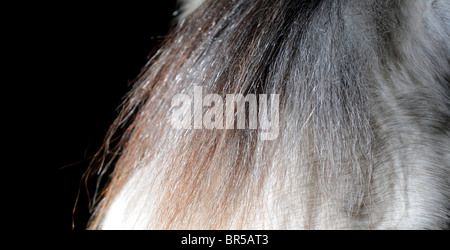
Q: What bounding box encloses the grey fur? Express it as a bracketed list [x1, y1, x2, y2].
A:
[90, 0, 450, 229]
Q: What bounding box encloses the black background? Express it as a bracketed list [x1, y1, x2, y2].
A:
[38, 1, 179, 230]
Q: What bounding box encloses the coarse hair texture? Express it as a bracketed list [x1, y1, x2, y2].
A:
[86, 0, 450, 229]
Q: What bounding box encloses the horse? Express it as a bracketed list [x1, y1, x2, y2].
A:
[87, 0, 450, 229]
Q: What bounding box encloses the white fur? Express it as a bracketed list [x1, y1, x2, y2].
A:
[178, 0, 204, 18]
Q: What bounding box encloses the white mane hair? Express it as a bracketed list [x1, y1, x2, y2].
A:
[87, 0, 450, 229]
[177, 0, 205, 18]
